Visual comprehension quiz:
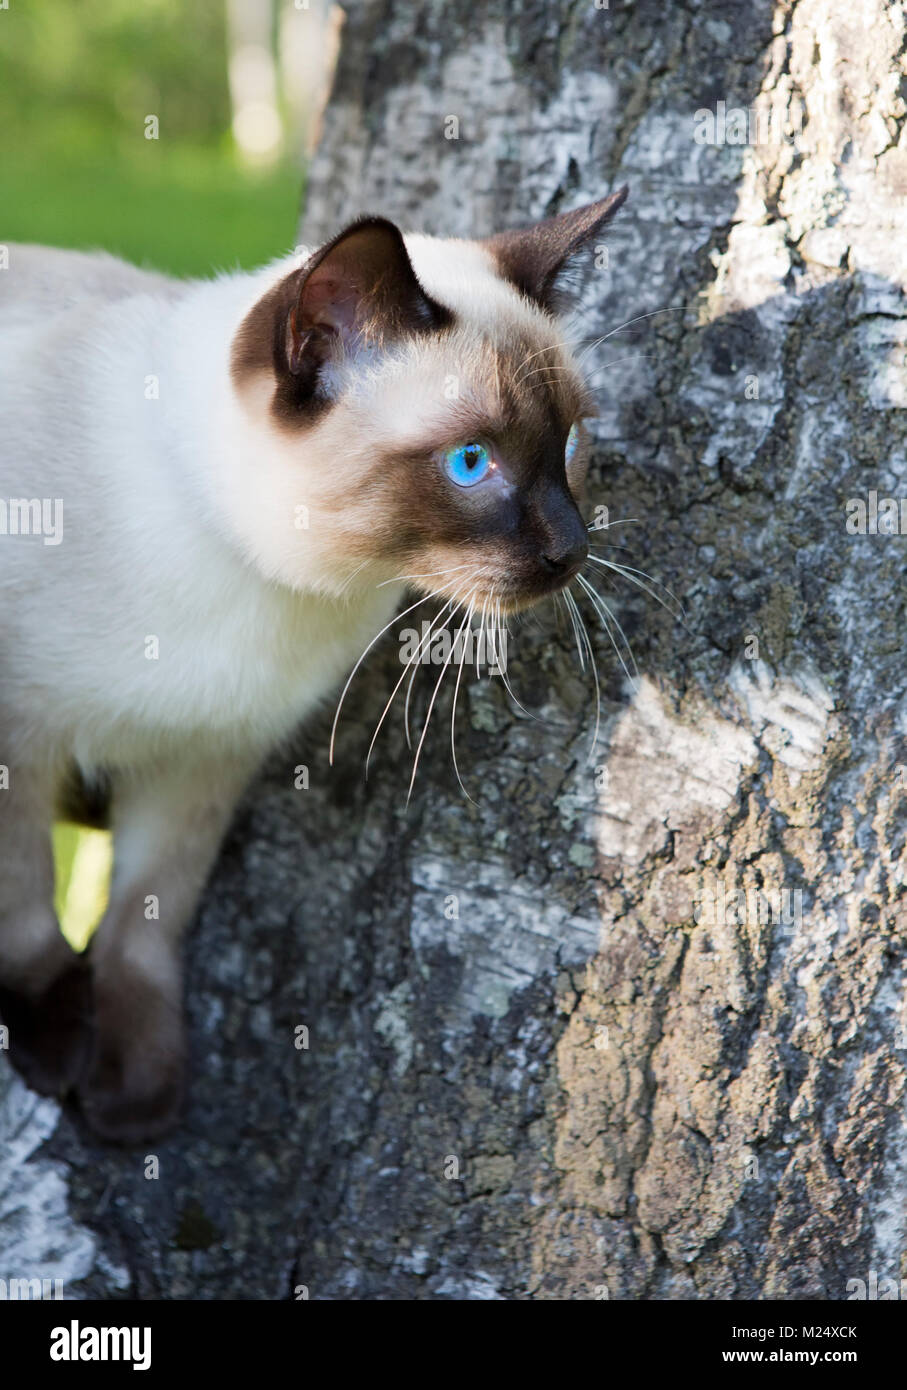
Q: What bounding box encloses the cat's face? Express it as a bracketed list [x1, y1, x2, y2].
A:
[230, 193, 627, 614]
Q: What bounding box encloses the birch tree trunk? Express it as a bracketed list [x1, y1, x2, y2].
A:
[3, 0, 907, 1300]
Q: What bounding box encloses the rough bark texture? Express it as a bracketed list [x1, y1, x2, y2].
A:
[3, 0, 907, 1300]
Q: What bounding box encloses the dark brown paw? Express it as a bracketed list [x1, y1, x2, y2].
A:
[78, 1058, 184, 1145]
[76, 979, 185, 1144]
[0, 960, 95, 1097]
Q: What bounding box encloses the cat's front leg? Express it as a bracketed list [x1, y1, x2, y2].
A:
[0, 757, 94, 1096]
[77, 755, 258, 1144]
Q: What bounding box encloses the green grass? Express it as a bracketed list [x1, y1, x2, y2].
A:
[53, 824, 112, 950]
[1, 144, 303, 277]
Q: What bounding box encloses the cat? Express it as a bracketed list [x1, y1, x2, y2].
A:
[0, 188, 627, 1142]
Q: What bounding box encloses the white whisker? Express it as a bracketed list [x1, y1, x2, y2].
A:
[403, 576, 479, 747]
[580, 352, 656, 391]
[450, 596, 478, 804]
[562, 588, 586, 671]
[577, 572, 639, 689]
[586, 555, 685, 621]
[367, 593, 462, 773]
[337, 558, 372, 598]
[566, 588, 601, 761]
[517, 363, 575, 387]
[329, 584, 449, 765]
[513, 342, 561, 388]
[587, 517, 639, 532]
[407, 598, 476, 805]
[574, 306, 683, 369]
[377, 561, 474, 588]
[492, 595, 532, 716]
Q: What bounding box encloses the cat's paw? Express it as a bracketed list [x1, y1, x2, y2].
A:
[78, 1060, 184, 1145]
[76, 981, 185, 1144]
[0, 959, 95, 1097]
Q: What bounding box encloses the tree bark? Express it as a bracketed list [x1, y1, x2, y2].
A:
[3, 0, 907, 1300]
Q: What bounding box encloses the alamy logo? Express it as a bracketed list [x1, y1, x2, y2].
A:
[0, 497, 63, 546]
[844, 490, 907, 535]
[846, 1271, 906, 1300]
[0, 1276, 63, 1299]
[693, 99, 804, 147]
[399, 620, 508, 673]
[693, 880, 803, 931]
[50, 1320, 151, 1371]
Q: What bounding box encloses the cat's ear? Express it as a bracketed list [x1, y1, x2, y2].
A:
[232, 216, 451, 417]
[481, 188, 629, 312]
[285, 217, 450, 394]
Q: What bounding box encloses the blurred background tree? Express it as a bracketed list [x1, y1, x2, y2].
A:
[0, 0, 340, 276]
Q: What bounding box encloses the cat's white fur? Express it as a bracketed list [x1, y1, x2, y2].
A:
[0, 232, 575, 1138]
[0, 238, 550, 776]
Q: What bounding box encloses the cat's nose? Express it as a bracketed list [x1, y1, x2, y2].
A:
[540, 541, 587, 579]
[539, 512, 588, 581]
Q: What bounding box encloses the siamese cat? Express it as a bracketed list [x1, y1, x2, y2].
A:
[0, 188, 627, 1142]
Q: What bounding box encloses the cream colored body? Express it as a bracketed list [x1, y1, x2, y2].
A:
[0, 206, 598, 1139]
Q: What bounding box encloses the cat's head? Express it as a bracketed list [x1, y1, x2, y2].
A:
[229, 190, 628, 612]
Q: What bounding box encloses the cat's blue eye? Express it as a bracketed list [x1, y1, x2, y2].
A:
[444, 442, 493, 487]
[565, 423, 580, 465]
